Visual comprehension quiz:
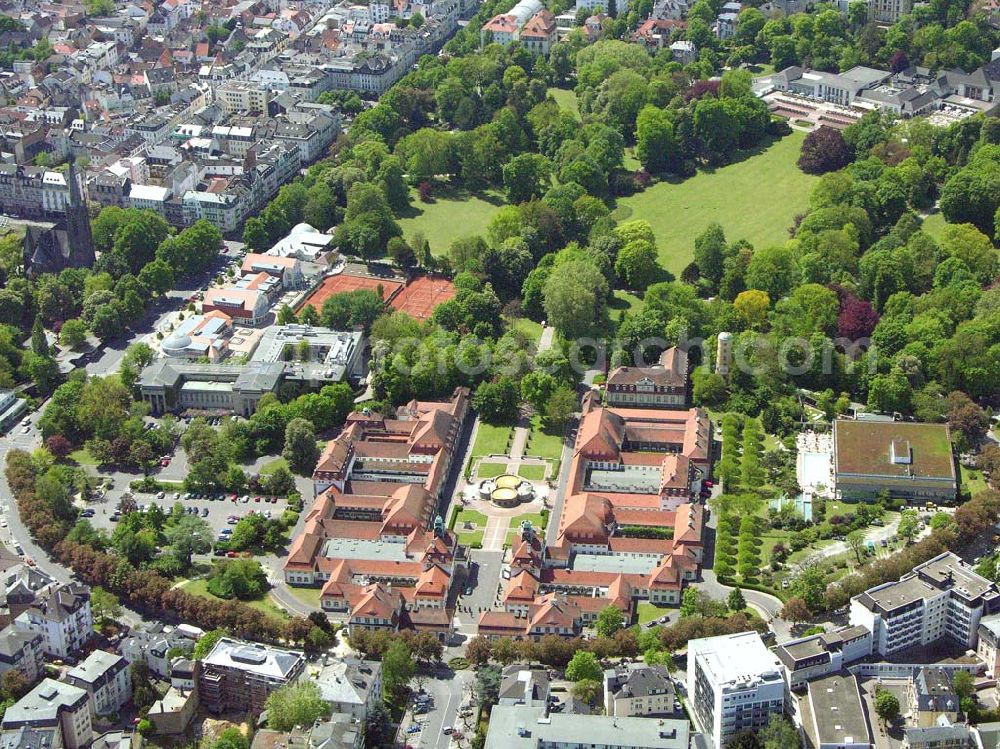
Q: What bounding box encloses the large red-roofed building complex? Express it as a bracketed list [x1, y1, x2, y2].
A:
[284, 388, 471, 639]
[479, 394, 713, 639]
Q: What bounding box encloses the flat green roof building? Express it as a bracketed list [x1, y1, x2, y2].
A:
[833, 419, 957, 502]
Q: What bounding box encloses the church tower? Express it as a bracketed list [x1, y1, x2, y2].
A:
[65, 155, 95, 268]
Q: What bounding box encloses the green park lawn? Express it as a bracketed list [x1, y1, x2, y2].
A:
[397, 186, 505, 257]
[182, 578, 289, 620]
[611, 290, 644, 316]
[287, 585, 323, 608]
[476, 461, 510, 479]
[471, 423, 513, 457]
[748, 62, 776, 77]
[260, 457, 289, 475]
[920, 211, 947, 239]
[517, 463, 548, 480]
[525, 416, 564, 460]
[613, 132, 817, 277]
[69, 448, 100, 466]
[547, 87, 580, 119]
[510, 316, 544, 343]
[962, 464, 989, 495]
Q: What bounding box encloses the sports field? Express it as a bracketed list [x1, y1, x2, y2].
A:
[298, 272, 403, 314]
[613, 131, 817, 277]
[390, 275, 456, 320]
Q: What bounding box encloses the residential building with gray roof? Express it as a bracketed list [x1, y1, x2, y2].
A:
[603, 663, 679, 718]
[65, 651, 132, 718]
[314, 658, 382, 721]
[12, 584, 92, 660]
[198, 638, 305, 714]
[850, 551, 1000, 657]
[1, 679, 92, 749]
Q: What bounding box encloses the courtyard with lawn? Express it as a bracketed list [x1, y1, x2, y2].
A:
[471, 422, 513, 458]
[613, 131, 818, 277]
[962, 464, 989, 495]
[475, 461, 510, 479]
[524, 415, 564, 461]
[452, 508, 489, 547]
[637, 601, 672, 626]
[505, 510, 549, 543]
[517, 463, 547, 480]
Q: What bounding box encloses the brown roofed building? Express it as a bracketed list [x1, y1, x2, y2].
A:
[606, 347, 689, 410]
[520, 10, 556, 55]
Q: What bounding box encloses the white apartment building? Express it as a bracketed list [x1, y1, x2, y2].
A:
[214, 81, 273, 115]
[850, 552, 1000, 658]
[66, 651, 133, 718]
[688, 632, 787, 749]
[2, 679, 93, 749]
[13, 584, 93, 660]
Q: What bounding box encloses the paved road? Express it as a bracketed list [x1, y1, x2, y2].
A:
[698, 498, 792, 640]
[403, 670, 475, 749]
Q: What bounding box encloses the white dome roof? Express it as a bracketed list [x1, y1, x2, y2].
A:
[162, 333, 192, 355]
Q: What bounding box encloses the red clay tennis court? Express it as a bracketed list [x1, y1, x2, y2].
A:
[390, 276, 456, 320]
[298, 273, 404, 313]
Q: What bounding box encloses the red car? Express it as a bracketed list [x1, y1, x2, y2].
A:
[254, 496, 261, 502]
[160, 458, 170, 467]
[226, 551, 238, 558]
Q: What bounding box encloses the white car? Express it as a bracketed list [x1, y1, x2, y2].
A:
[0, 520, 7, 528]
[21, 426, 30, 434]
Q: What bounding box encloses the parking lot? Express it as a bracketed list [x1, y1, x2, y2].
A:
[83, 488, 292, 554]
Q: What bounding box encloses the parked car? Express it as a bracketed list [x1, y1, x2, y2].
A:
[201, 508, 210, 517]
